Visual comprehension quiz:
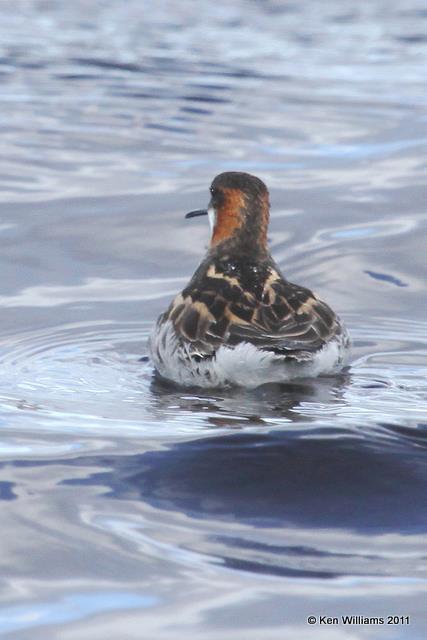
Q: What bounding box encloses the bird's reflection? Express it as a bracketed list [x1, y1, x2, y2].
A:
[24, 371, 421, 540]
[56, 424, 427, 535]
[4, 418, 427, 580]
[148, 370, 351, 428]
[112, 434, 427, 533]
[4, 369, 426, 580]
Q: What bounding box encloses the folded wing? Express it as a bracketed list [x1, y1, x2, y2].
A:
[163, 264, 341, 361]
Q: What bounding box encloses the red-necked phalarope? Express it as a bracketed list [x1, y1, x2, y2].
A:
[149, 171, 350, 388]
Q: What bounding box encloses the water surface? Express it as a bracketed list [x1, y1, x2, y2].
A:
[0, 1, 427, 638]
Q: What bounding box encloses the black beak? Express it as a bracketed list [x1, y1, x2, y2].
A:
[185, 209, 208, 219]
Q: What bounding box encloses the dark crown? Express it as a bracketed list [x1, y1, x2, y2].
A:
[210, 172, 268, 198]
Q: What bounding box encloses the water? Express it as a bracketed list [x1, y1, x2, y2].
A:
[0, 1, 427, 638]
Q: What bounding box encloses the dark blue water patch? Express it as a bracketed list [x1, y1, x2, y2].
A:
[189, 83, 232, 92]
[116, 435, 427, 533]
[182, 94, 230, 104]
[379, 423, 427, 450]
[54, 73, 104, 81]
[70, 57, 144, 73]
[197, 61, 283, 81]
[394, 34, 427, 44]
[18, 61, 46, 70]
[218, 556, 340, 579]
[0, 480, 17, 501]
[205, 537, 385, 579]
[359, 381, 390, 389]
[180, 106, 212, 115]
[214, 537, 382, 560]
[47, 429, 427, 535]
[219, 67, 288, 81]
[365, 270, 408, 287]
[2, 54, 46, 69]
[0, 56, 16, 67]
[109, 90, 163, 100]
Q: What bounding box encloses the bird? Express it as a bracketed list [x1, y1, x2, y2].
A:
[149, 171, 350, 388]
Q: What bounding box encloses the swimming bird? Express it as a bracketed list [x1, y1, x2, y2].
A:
[149, 172, 350, 388]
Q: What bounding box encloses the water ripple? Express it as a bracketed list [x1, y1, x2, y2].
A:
[0, 315, 425, 444]
[0, 1, 426, 635]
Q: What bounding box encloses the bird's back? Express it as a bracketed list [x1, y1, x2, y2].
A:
[150, 253, 349, 387]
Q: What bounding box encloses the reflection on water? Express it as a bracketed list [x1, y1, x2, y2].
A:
[0, 0, 427, 638]
[60, 431, 427, 538]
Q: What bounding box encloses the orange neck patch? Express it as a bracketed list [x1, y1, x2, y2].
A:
[210, 188, 245, 247]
